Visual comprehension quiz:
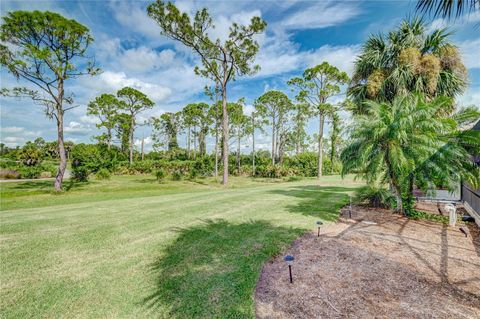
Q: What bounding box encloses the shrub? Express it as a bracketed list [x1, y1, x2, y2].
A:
[72, 166, 89, 182]
[354, 185, 395, 208]
[0, 169, 20, 179]
[155, 169, 166, 182]
[40, 171, 52, 178]
[172, 170, 183, 181]
[96, 168, 111, 180]
[18, 166, 43, 179]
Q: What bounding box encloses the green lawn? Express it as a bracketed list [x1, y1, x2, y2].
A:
[0, 175, 362, 318]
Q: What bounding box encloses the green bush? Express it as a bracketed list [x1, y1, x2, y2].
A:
[72, 166, 89, 182]
[171, 170, 183, 181]
[18, 166, 43, 179]
[96, 168, 111, 180]
[354, 185, 395, 208]
[155, 169, 166, 182]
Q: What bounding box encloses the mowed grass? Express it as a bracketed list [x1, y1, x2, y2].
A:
[0, 175, 363, 318]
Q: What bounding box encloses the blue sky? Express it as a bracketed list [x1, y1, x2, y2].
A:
[1, 0, 479, 152]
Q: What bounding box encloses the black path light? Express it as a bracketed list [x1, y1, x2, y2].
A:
[316, 220, 323, 237]
[284, 255, 295, 283]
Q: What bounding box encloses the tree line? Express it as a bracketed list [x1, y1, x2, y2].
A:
[1, 2, 478, 199]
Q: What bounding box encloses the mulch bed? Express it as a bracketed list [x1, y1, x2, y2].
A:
[255, 207, 480, 319]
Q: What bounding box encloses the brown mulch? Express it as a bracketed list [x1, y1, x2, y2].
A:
[255, 207, 480, 319]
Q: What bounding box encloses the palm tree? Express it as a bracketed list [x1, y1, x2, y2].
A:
[348, 19, 468, 114]
[341, 94, 478, 214]
[416, 0, 480, 19]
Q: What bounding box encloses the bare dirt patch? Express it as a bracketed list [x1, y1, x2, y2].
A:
[255, 207, 480, 319]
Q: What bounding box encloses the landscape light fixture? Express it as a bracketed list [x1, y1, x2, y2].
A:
[349, 195, 353, 218]
[284, 255, 295, 283]
[316, 220, 323, 237]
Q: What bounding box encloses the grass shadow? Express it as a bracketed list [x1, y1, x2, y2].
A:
[1, 179, 90, 193]
[142, 219, 304, 318]
[268, 185, 359, 221]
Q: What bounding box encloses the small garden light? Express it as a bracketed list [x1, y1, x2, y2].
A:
[284, 255, 295, 283]
[316, 220, 323, 237]
[349, 195, 353, 218]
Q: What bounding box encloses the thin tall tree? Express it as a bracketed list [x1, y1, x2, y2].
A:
[148, 1, 266, 185]
[0, 11, 99, 191]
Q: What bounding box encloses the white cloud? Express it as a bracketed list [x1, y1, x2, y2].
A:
[458, 38, 480, 69]
[255, 32, 360, 77]
[64, 121, 92, 135]
[244, 104, 255, 116]
[281, 1, 360, 30]
[109, 1, 162, 40]
[92, 71, 171, 102]
[95, 36, 179, 73]
[79, 115, 100, 125]
[426, 11, 480, 33]
[459, 89, 480, 106]
[1, 126, 24, 133]
[0, 126, 43, 147]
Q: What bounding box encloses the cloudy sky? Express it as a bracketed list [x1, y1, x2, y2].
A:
[1, 0, 479, 152]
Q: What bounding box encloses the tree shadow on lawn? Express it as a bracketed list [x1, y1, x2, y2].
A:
[268, 185, 359, 221]
[142, 219, 304, 318]
[1, 179, 90, 193]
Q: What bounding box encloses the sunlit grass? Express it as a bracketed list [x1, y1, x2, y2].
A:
[0, 175, 363, 318]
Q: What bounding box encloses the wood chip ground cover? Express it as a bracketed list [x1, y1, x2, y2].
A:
[255, 207, 480, 319]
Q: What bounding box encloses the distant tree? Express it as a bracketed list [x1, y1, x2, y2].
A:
[113, 113, 133, 155]
[0, 11, 99, 190]
[182, 104, 196, 156]
[416, 0, 479, 19]
[329, 112, 342, 174]
[195, 103, 212, 157]
[291, 103, 311, 155]
[229, 102, 249, 171]
[183, 102, 211, 158]
[208, 100, 222, 178]
[206, 85, 221, 178]
[288, 62, 349, 178]
[254, 91, 293, 166]
[87, 94, 121, 149]
[148, 1, 266, 185]
[249, 110, 267, 176]
[349, 19, 467, 114]
[116, 87, 154, 164]
[18, 141, 44, 166]
[152, 112, 182, 151]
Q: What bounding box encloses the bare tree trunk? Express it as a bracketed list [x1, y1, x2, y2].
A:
[214, 122, 219, 179]
[222, 84, 229, 185]
[107, 128, 112, 150]
[129, 115, 135, 165]
[252, 116, 255, 176]
[187, 126, 191, 158]
[237, 126, 241, 172]
[54, 108, 66, 191]
[193, 125, 197, 160]
[141, 136, 144, 161]
[214, 83, 219, 179]
[271, 115, 276, 166]
[317, 113, 325, 179]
